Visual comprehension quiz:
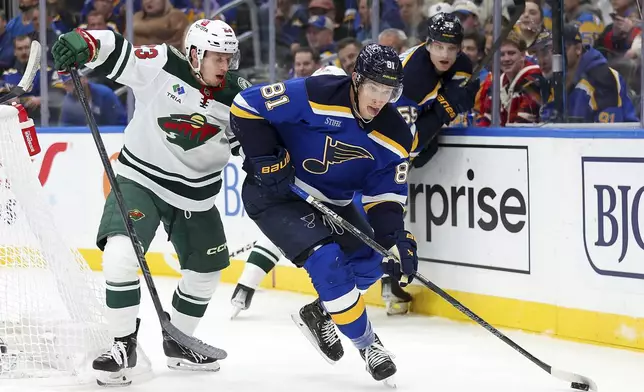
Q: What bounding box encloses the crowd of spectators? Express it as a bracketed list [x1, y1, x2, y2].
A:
[0, 0, 642, 125]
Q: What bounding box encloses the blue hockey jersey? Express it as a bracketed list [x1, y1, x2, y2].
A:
[230, 75, 412, 248]
[541, 47, 638, 123]
[394, 44, 472, 158]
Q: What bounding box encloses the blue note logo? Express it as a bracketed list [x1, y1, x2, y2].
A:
[582, 157, 644, 279]
[303, 136, 374, 174]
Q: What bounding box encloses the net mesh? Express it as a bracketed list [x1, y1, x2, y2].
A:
[0, 105, 110, 381]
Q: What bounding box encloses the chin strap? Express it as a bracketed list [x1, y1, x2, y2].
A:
[351, 81, 373, 127]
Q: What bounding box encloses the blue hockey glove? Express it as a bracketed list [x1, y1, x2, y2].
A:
[381, 230, 418, 287]
[248, 146, 295, 196]
[434, 79, 479, 123]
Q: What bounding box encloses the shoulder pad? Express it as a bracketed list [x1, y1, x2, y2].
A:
[305, 75, 352, 108]
[228, 72, 252, 90]
[168, 45, 187, 61]
[371, 104, 413, 155]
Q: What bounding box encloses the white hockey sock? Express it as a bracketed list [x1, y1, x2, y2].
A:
[238, 262, 271, 290]
[106, 305, 139, 338]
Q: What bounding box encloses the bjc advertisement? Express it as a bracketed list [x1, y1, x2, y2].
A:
[582, 156, 644, 279]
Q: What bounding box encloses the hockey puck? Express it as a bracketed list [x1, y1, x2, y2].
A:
[571, 382, 590, 391]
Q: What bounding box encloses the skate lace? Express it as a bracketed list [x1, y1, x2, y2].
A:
[105, 341, 128, 368]
[179, 340, 208, 363]
[365, 342, 394, 368]
[321, 319, 340, 346]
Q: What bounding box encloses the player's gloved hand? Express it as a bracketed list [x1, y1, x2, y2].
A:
[52, 29, 100, 71]
[381, 230, 418, 287]
[248, 146, 295, 196]
[434, 79, 479, 124]
[410, 137, 439, 169]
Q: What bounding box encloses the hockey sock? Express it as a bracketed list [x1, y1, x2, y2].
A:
[171, 270, 220, 336]
[103, 235, 141, 338]
[238, 241, 280, 289]
[304, 243, 375, 350]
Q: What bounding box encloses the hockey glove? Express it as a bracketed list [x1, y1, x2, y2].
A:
[249, 146, 295, 196]
[381, 230, 418, 287]
[434, 79, 479, 124]
[52, 29, 100, 71]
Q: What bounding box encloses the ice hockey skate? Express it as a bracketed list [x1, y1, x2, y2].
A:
[381, 276, 413, 316]
[360, 334, 397, 387]
[230, 283, 256, 319]
[92, 319, 141, 387]
[162, 317, 220, 372]
[291, 298, 344, 364]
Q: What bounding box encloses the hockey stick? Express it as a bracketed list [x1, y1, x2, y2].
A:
[289, 183, 598, 392]
[230, 240, 258, 258]
[69, 70, 227, 360]
[0, 41, 42, 104]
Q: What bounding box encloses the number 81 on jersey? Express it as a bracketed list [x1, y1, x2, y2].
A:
[261, 82, 290, 111]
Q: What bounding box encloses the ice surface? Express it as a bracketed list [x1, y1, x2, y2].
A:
[7, 275, 644, 392]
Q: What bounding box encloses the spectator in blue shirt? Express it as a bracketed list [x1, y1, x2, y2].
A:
[59, 74, 127, 126]
[534, 25, 638, 123]
[6, 2, 37, 39]
[0, 11, 14, 72]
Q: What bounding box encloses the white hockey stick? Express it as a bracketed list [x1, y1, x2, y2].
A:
[0, 41, 42, 104]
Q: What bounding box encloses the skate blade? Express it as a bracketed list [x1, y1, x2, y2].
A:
[385, 301, 410, 316]
[230, 305, 243, 320]
[382, 375, 397, 389]
[166, 357, 220, 372]
[96, 370, 132, 387]
[290, 312, 337, 365]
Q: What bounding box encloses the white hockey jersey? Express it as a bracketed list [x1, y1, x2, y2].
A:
[85, 31, 250, 212]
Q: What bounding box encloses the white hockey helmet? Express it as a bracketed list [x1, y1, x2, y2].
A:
[312, 65, 347, 77]
[184, 19, 240, 75]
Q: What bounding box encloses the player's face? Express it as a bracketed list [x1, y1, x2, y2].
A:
[500, 43, 524, 76]
[427, 41, 459, 72]
[355, 77, 395, 120]
[200, 51, 233, 86]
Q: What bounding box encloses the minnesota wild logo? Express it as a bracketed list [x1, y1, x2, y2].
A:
[128, 209, 145, 221]
[157, 113, 222, 151]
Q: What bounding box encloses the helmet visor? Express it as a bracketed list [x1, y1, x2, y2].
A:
[228, 50, 240, 70]
[360, 77, 403, 103]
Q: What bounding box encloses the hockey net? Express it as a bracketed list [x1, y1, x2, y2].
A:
[0, 105, 110, 382]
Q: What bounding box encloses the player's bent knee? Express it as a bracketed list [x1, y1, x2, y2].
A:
[350, 248, 383, 291]
[178, 270, 221, 299]
[102, 235, 140, 282]
[303, 243, 355, 299]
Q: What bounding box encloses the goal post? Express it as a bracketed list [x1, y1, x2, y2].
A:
[0, 104, 111, 381]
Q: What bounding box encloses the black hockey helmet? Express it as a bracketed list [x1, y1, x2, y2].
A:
[427, 12, 464, 46]
[353, 43, 404, 102]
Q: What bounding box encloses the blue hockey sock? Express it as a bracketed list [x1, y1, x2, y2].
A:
[303, 242, 374, 349]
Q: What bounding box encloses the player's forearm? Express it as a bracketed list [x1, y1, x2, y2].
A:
[82, 30, 125, 76]
[414, 110, 443, 151]
[366, 202, 405, 250]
